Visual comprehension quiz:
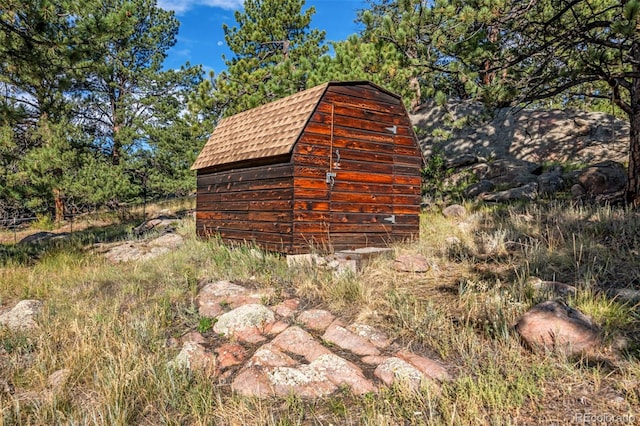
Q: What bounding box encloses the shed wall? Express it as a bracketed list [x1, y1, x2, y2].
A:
[196, 163, 294, 252]
[291, 84, 422, 252]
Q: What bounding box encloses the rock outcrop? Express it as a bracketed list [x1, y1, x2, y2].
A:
[412, 101, 629, 204]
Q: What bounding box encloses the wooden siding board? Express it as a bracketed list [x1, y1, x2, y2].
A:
[200, 177, 292, 193]
[311, 111, 413, 137]
[197, 188, 294, 203]
[197, 164, 293, 187]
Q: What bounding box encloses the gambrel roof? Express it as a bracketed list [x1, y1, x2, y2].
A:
[191, 81, 402, 170]
[191, 83, 329, 170]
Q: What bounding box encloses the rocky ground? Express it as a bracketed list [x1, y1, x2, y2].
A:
[411, 101, 630, 204]
[169, 278, 451, 398]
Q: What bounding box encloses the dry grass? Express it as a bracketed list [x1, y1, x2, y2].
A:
[0, 198, 639, 425]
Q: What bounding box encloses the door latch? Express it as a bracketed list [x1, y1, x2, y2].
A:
[326, 172, 337, 188]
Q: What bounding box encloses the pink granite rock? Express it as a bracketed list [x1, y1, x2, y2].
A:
[270, 326, 332, 362]
[323, 320, 381, 356]
[263, 320, 290, 336]
[234, 327, 268, 344]
[395, 350, 450, 381]
[361, 355, 389, 365]
[374, 357, 426, 391]
[268, 365, 337, 398]
[232, 367, 274, 397]
[515, 301, 601, 356]
[197, 280, 251, 317]
[213, 304, 275, 338]
[273, 299, 300, 318]
[296, 309, 336, 332]
[180, 331, 207, 344]
[247, 344, 298, 368]
[348, 323, 393, 349]
[214, 343, 247, 369]
[172, 341, 217, 376]
[393, 254, 430, 273]
[197, 280, 272, 318]
[311, 354, 377, 394]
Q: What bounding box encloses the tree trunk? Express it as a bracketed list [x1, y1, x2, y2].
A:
[627, 112, 640, 207]
[627, 40, 640, 207]
[53, 187, 64, 223]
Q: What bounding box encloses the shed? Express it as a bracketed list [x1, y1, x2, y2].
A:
[191, 81, 424, 254]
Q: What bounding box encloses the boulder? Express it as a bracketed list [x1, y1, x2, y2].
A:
[464, 180, 495, 198]
[196, 280, 271, 318]
[577, 160, 626, 196]
[515, 301, 601, 355]
[171, 341, 217, 375]
[606, 288, 640, 304]
[393, 254, 431, 273]
[482, 159, 542, 181]
[213, 304, 275, 338]
[322, 321, 381, 356]
[133, 216, 179, 236]
[537, 170, 565, 195]
[0, 300, 43, 331]
[18, 232, 68, 245]
[296, 309, 336, 332]
[446, 154, 479, 168]
[442, 204, 466, 218]
[481, 182, 539, 202]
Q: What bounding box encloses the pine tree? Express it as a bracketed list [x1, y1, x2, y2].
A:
[359, 0, 512, 109]
[1, 0, 203, 217]
[74, 0, 189, 166]
[307, 35, 415, 107]
[0, 0, 88, 220]
[211, 0, 327, 116]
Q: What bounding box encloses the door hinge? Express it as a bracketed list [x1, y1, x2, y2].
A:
[385, 125, 397, 135]
[383, 215, 396, 224]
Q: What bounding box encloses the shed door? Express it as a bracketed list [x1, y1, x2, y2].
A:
[325, 102, 398, 249]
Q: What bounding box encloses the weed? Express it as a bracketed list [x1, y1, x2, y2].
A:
[196, 317, 214, 333]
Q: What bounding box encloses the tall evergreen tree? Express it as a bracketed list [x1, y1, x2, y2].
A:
[0, 0, 89, 220]
[1, 0, 204, 218]
[75, 0, 190, 165]
[359, 0, 511, 109]
[307, 35, 415, 107]
[211, 0, 327, 116]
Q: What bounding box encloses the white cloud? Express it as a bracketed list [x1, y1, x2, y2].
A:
[217, 41, 224, 46]
[158, 0, 243, 15]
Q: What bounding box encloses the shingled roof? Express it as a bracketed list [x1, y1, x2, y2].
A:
[191, 83, 331, 170]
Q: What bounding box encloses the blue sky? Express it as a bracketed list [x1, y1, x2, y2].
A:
[158, 0, 367, 74]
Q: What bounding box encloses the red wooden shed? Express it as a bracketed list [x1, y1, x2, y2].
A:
[191, 81, 424, 254]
